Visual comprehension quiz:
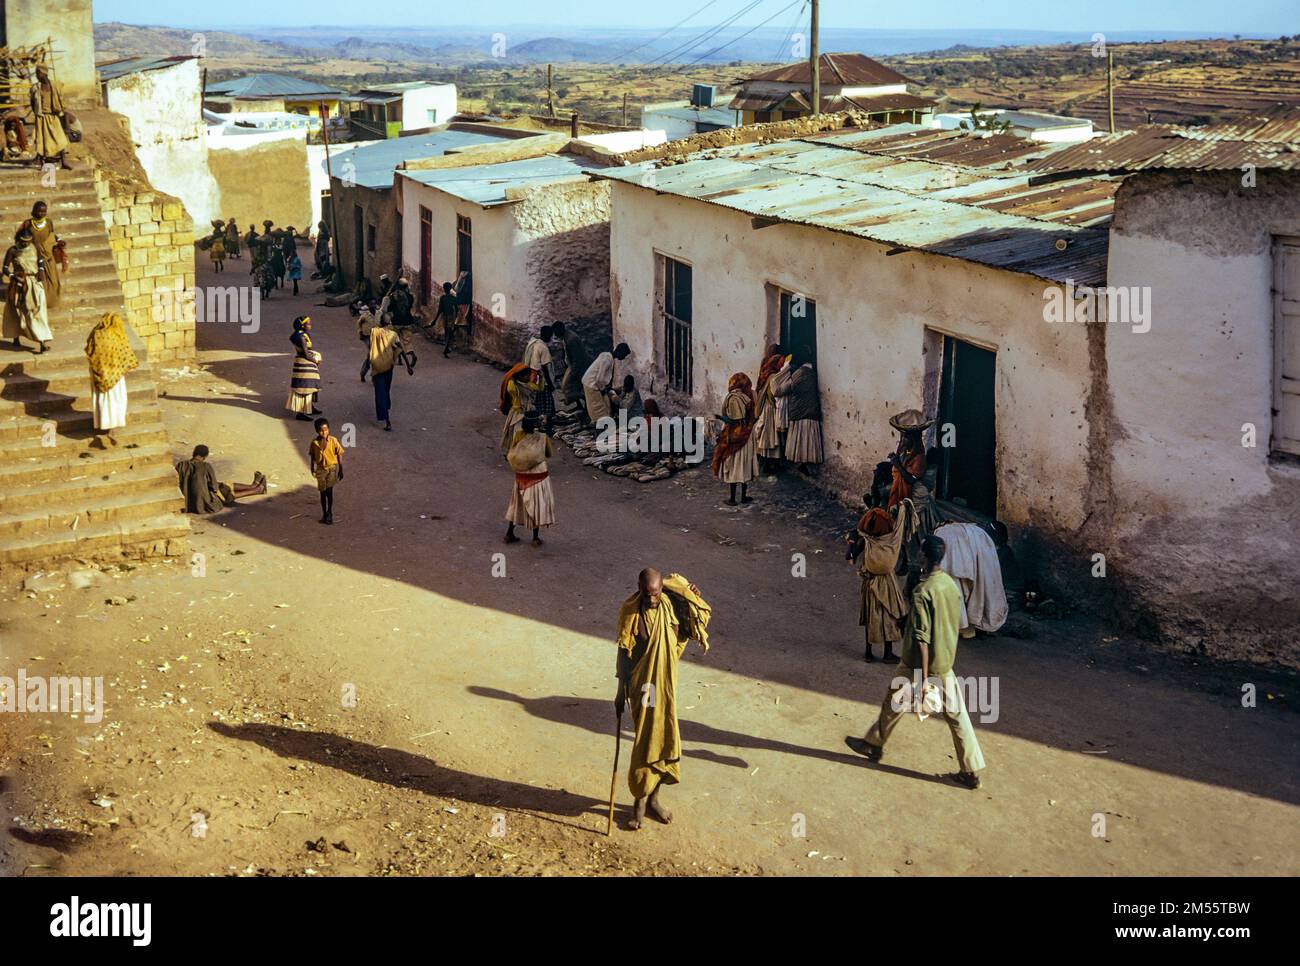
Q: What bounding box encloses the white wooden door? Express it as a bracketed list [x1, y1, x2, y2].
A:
[1274, 237, 1300, 456]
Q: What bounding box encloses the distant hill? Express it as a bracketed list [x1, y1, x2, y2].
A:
[509, 37, 625, 63]
[94, 22, 305, 61]
[328, 36, 442, 62]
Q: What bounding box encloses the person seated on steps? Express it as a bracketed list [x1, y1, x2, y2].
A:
[174, 444, 267, 513]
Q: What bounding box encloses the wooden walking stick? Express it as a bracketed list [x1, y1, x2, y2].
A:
[607, 707, 622, 835]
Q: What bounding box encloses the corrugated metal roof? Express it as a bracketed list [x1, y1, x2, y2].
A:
[595, 129, 1111, 285]
[742, 53, 914, 88]
[338, 129, 513, 190]
[97, 55, 195, 82]
[400, 153, 599, 207]
[820, 126, 1054, 167]
[1178, 103, 1300, 143]
[644, 99, 739, 128]
[833, 92, 936, 114]
[1027, 107, 1300, 174]
[205, 73, 344, 99]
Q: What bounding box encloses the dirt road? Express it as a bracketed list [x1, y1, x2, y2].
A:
[2, 264, 1296, 876]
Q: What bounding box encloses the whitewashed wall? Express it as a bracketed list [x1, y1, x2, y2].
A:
[105, 60, 221, 227]
[607, 180, 1094, 535]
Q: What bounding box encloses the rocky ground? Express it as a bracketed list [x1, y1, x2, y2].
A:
[1, 263, 1296, 877]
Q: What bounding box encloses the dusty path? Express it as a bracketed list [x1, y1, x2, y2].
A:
[2, 263, 1297, 876]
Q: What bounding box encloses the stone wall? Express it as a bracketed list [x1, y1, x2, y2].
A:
[94, 176, 197, 364]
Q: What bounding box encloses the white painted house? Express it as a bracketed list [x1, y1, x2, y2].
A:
[596, 117, 1300, 665]
[98, 55, 221, 227]
[351, 82, 458, 139]
[396, 145, 614, 362]
[934, 109, 1095, 142]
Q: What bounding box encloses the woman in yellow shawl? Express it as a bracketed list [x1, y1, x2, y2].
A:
[499, 363, 539, 453]
[84, 312, 139, 447]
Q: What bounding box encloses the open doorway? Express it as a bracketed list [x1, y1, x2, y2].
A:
[418, 206, 432, 305]
[777, 288, 817, 368]
[456, 214, 472, 278]
[352, 203, 364, 289]
[936, 335, 998, 518]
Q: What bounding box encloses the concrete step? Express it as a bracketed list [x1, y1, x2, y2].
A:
[0, 399, 163, 443]
[0, 382, 158, 420]
[1, 346, 154, 381]
[0, 362, 158, 401]
[0, 416, 169, 461]
[0, 461, 178, 515]
[0, 440, 173, 489]
[0, 480, 183, 539]
[0, 511, 189, 568]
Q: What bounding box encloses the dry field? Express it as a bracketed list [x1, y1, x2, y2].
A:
[93, 26, 1300, 131]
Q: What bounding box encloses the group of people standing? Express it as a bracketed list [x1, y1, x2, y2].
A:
[710, 344, 826, 506]
[238, 220, 303, 298]
[495, 323, 642, 547]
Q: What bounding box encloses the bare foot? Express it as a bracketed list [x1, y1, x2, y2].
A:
[628, 797, 646, 831]
[647, 790, 672, 824]
[504, 533, 520, 544]
[531, 537, 543, 547]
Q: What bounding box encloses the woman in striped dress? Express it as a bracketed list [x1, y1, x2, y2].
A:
[286, 316, 323, 421]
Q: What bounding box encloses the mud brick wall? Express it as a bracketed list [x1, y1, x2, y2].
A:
[95, 177, 197, 364]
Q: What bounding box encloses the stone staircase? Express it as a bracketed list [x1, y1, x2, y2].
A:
[0, 163, 188, 569]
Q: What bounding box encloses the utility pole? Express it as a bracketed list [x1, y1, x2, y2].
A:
[1106, 49, 1116, 132]
[809, 0, 820, 117]
[547, 63, 556, 117]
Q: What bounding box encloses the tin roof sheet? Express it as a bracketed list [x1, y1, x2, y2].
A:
[205, 73, 344, 99]
[596, 129, 1112, 285]
[742, 53, 914, 88]
[400, 153, 599, 207]
[97, 55, 196, 81]
[339, 129, 514, 190]
[1027, 106, 1300, 174]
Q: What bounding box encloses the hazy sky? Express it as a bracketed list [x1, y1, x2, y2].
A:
[94, 0, 1297, 34]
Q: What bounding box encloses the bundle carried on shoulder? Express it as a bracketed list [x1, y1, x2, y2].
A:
[507, 431, 548, 472]
[663, 573, 713, 652]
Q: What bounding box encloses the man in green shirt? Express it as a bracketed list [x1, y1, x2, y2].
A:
[848, 534, 986, 788]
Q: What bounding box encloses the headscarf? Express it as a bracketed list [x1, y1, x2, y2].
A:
[291, 315, 311, 351]
[84, 312, 139, 393]
[857, 507, 894, 537]
[756, 344, 784, 395]
[711, 372, 756, 476]
[499, 362, 533, 414]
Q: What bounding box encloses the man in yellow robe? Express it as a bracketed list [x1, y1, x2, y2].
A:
[31, 67, 71, 170]
[614, 568, 711, 830]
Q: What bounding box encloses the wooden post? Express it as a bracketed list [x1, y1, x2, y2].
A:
[622, 92, 628, 127]
[809, 0, 820, 116]
[547, 63, 556, 118]
[1106, 50, 1115, 133]
[571, 111, 579, 137]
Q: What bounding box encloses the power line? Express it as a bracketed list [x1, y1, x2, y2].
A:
[598, 0, 722, 65]
[773, 0, 808, 63]
[684, 0, 806, 68]
[637, 0, 767, 68]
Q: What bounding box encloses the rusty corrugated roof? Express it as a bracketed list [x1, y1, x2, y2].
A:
[595, 128, 1113, 285]
[1178, 103, 1300, 143]
[1027, 106, 1300, 174]
[741, 53, 914, 88]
